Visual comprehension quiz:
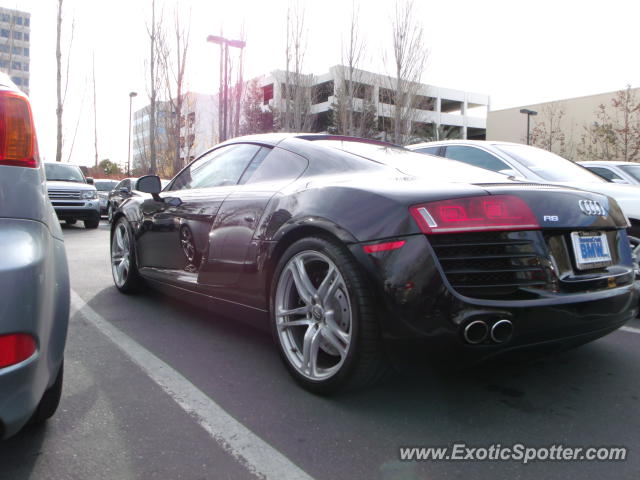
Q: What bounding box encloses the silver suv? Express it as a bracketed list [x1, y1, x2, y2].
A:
[44, 162, 101, 229]
[0, 73, 69, 438]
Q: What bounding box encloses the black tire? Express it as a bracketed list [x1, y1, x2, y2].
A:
[29, 362, 63, 424]
[111, 217, 145, 293]
[84, 218, 100, 229]
[270, 236, 389, 394]
[65, 219, 77, 225]
[107, 204, 114, 223]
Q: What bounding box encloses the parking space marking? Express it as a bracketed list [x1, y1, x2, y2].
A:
[70, 290, 315, 480]
[621, 326, 640, 335]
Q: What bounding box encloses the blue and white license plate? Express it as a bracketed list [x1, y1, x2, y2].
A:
[570, 231, 612, 269]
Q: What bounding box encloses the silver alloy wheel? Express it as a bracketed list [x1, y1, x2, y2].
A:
[180, 226, 196, 263]
[111, 222, 131, 288]
[275, 250, 352, 381]
[108, 204, 113, 223]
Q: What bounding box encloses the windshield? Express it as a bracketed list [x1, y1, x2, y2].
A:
[619, 164, 640, 182]
[95, 180, 118, 191]
[315, 140, 513, 183]
[495, 144, 605, 183]
[44, 163, 86, 183]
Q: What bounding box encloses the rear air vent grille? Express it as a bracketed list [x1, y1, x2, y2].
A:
[430, 231, 548, 298]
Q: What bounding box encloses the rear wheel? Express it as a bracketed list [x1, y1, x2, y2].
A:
[29, 362, 63, 424]
[111, 217, 144, 293]
[271, 236, 388, 394]
[107, 204, 114, 223]
[65, 219, 77, 225]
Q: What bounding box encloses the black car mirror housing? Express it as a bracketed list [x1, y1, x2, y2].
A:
[137, 175, 162, 195]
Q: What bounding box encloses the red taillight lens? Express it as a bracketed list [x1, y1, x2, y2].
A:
[363, 240, 406, 253]
[410, 195, 539, 234]
[0, 333, 37, 368]
[0, 90, 38, 168]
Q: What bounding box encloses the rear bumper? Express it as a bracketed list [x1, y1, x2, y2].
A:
[0, 219, 69, 439]
[349, 234, 639, 369]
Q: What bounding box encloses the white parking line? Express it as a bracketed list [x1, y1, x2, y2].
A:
[70, 290, 315, 480]
[621, 325, 640, 335]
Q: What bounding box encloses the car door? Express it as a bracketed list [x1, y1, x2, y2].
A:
[135, 143, 263, 276]
[198, 146, 309, 305]
[443, 145, 518, 175]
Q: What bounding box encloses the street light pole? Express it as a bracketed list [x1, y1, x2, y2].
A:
[127, 91, 137, 176]
[520, 108, 538, 145]
[207, 35, 246, 142]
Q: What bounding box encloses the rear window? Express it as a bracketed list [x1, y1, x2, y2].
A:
[95, 180, 118, 191]
[313, 139, 509, 183]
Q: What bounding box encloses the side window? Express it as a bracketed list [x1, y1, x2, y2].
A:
[170, 144, 261, 191]
[122, 179, 131, 190]
[114, 180, 124, 191]
[585, 166, 622, 182]
[240, 147, 308, 184]
[415, 146, 441, 156]
[444, 146, 510, 172]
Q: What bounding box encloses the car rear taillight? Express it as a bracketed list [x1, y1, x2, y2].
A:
[362, 240, 406, 253]
[0, 333, 37, 368]
[0, 89, 38, 168]
[410, 195, 539, 234]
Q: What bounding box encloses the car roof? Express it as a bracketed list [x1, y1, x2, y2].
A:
[578, 161, 632, 166]
[222, 133, 400, 149]
[408, 139, 523, 149]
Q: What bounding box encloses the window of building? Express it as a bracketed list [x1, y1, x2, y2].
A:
[262, 83, 274, 105]
[313, 80, 334, 104]
[24, 32, 29, 41]
[13, 16, 22, 25]
[0, 45, 8, 53]
[12, 46, 21, 55]
[0, 14, 10, 22]
[12, 30, 22, 40]
[1, 29, 9, 38]
[24, 17, 30, 27]
[11, 76, 21, 85]
[23, 63, 28, 72]
[11, 61, 20, 70]
[379, 87, 395, 105]
[414, 95, 434, 111]
[23, 78, 29, 86]
[23, 47, 29, 56]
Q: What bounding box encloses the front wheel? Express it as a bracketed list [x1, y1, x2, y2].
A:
[107, 204, 114, 223]
[111, 217, 144, 293]
[271, 236, 388, 394]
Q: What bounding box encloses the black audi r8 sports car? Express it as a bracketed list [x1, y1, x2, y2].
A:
[110, 134, 639, 393]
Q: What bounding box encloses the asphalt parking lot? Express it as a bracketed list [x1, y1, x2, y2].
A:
[1, 220, 640, 480]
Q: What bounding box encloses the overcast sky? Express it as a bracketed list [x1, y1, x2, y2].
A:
[4, 0, 640, 168]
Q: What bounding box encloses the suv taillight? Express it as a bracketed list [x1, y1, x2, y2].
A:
[0, 333, 37, 368]
[0, 89, 38, 168]
[410, 195, 540, 234]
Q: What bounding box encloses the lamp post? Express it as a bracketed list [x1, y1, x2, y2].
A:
[519, 108, 538, 145]
[207, 35, 246, 142]
[127, 91, 137, 176]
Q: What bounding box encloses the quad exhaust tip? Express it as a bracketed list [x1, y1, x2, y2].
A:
[491, 319, 514, 343]
[463, 320, 489, 344]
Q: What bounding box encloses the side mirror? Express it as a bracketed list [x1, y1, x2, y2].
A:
[136, 175, 162, 194]
[86, 177, 94, 185]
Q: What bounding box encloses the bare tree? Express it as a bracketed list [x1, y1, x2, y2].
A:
[161, 3, 191, 175]
[55, 0, 74, 162]
[280, 2, 313, 132]
[385, 0, 428, 145]
[92, 52, 98, 167]
[529, 103, 570, 157]
[611, 85, 640, 162]
[145, 0, 163, 174]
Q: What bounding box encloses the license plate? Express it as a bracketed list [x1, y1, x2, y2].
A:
[570, 231, 612, 269]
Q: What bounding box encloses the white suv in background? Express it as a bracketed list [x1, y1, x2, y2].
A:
[44, 162, 101, 229]
[579, 161, 640, 185]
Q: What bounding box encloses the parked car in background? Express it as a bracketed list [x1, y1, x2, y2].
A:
[110, 134, 637, 393]
[0, 73, 69, 438]
[408, 141, 640, 237]
[94, 179, 119, 215]
[106, 177, 138, 222]
[579, 161, 640, 185]
[44, 162, 101, 229]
